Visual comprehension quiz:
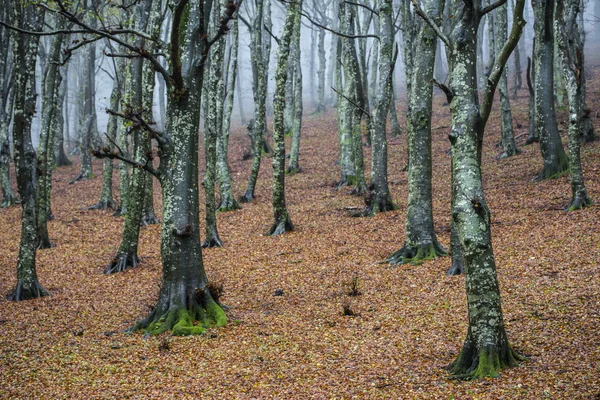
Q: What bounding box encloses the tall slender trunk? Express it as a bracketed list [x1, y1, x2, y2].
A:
[555, 0, 592, 211]
[532, 0, 569, 181]
[496, 1, 519, 159]
[9, 2, 48, 301]
[336, 27, 355, 188]
[387, 0, 446, 266]
[217, 15, 241, 212]
[267, 0, 298, 236]
[287, 5, 303, 175]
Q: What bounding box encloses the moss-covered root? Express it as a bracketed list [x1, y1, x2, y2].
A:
[267, 216, 294, 236]
[351, 181, 367, 197]
[133, 293, 227, 336]
[104, 253, 140, 274]
[239, 191, 255, 204]
[88, 199, 117, 210]
[9, 279, 49, 301]
[217, 194, 241, 212]
[447, 342, 526, 380]
[386, 241, 447, 266]
[354, 196, 397, 217]
[566, 193, 593, 212]
[336, 175, 357, 190]
[113, 206, 127, 217]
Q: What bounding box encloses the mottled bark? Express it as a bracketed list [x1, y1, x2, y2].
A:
[9, 2, 48, 301]
[511, 0, 522, 99]
[336, 30, 355, 188]
[316, 26, 326, 113]
[525, 55, 538, 144]
[440, 0, 526, 379]
[387, 0, 446, 266]
[361, 0, 395, 216]
[203, 0, 227, 247]
[267, 0, 297, 236]
[555, 0, 592, 211]
[217, 16, 241, 212]
[495, 2, 519, 159]
[36, 23, 65, 249]
[532, 0, 569, 181]
[240, 0, 270, 203]
[287, 4, 302, 175]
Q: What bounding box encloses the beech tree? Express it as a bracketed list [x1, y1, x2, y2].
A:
[413, 0, 526, 378]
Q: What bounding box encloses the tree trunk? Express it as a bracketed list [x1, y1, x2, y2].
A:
[9, 2, 48, 301]
[287, 5, 303, 175]
[495, 1, 519, 159]
[555, 0, 592, 211]
[267, 0, 297, 236]
[387, 0, 446, 266]
[532, 0, 569, 181]
[445, 1, 526, 379]
[361, 0, 395, 216]
[217, 15, 241, 212]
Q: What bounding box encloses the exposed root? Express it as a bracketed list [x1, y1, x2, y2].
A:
[1, 194, 18, 208]
[88, 199, 117, 210]
[354, 192, 397, 217]
[286, 166, 302, 175]
[113, 206, 127, 217]
[133, 289, 227, 336]
[336, 175, 357, 190]
[140, 213, 160, 227]
[447, 343, 526, 380]
[386, 241, 447, 266]
[267, 216, 294, 236]
[8, 279, 48, 301]
[37, 237, 54, 250]
[202, 236, 223, 248]
[104, 253, 140, 274]
[69, 173, 92, 184]
[350, 182, 367, 197]
[239, 191, 255, 204]
[217, 193, 241, 212]
[524, 136, 539, 145]
[566, 194, 593, 212]
[447, 256, 464, 276]
[497, 148, 521, 160]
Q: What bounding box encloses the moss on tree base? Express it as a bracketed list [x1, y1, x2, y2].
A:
[286, 166, 301, 175]
[0, 194, 18, 208]
[447, 343, 526, 380]
[140, 213, 160, 227]
[104, 253, 140, 274]
[446, 256, 464, 276]
[9, 279, 48, 301]
[217, 194, 241, 212]
[133, 290, 227, 336]
[387, 241, 447, 266]
[566, 193, 593, 212]
[532, 156, 570, 182]
[239, 191, 255, 204]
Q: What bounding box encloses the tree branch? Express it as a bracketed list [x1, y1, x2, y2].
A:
[480, 0, 525, 125]
[106, 108, 169, 147]
[91, 147, 161, 178]
[410, 0, 450, 49]
[481, 0, 507, 15]
[301, 11, 379, 40]
[345, 1, 378, 16]
[331, 86, 370, 118]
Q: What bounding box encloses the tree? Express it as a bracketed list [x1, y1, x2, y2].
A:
[267, 0, 299, 236]
[532, 0, 569, 181]
[9, 0, 48, 300]
[414, 0, 526, 378]
[0, 5, 17, 208]
[555, 0, 592, 211]
[387, 0, 446, 266]
[287, 0, 303, 175]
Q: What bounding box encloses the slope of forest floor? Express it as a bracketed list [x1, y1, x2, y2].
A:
[1, 68, 600, 398]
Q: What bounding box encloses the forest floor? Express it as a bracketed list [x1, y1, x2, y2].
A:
[1, 68, 600, 398]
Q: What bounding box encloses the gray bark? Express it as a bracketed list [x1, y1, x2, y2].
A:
[532, 0, 569, 181]
[267, 0, 298, 236]
[287, 3, 303, 175]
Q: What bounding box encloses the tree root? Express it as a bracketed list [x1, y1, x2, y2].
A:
[0, 194, 18, 208]
[286, 166, 301, 175]
[104, 253, 140, 274]
[140, 212, 160, 227]
[336, 175, 357, 190]
[267, 216, 294, 236]
[566, 194, 593, 212]
[497, 148, 521, 160]
[447, 256, 464, 276]
[239, 191, 255, 204]
[447, 343, 526, 380]
[354, 197, 397, 217]
[386, 241, 447, 266]
[88, 199, 117, 210]
[524, 136, 539, 145]
[9, 279, 48, 301]
[202, 226, 223, 248]
[217, 193, 241, 212]
[113, 206, 127, 217]
[37, 237, 54, 250]
[69, 173, 92, 184]
[132, 289, 227, 336]
[532, 160, 570, 182]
